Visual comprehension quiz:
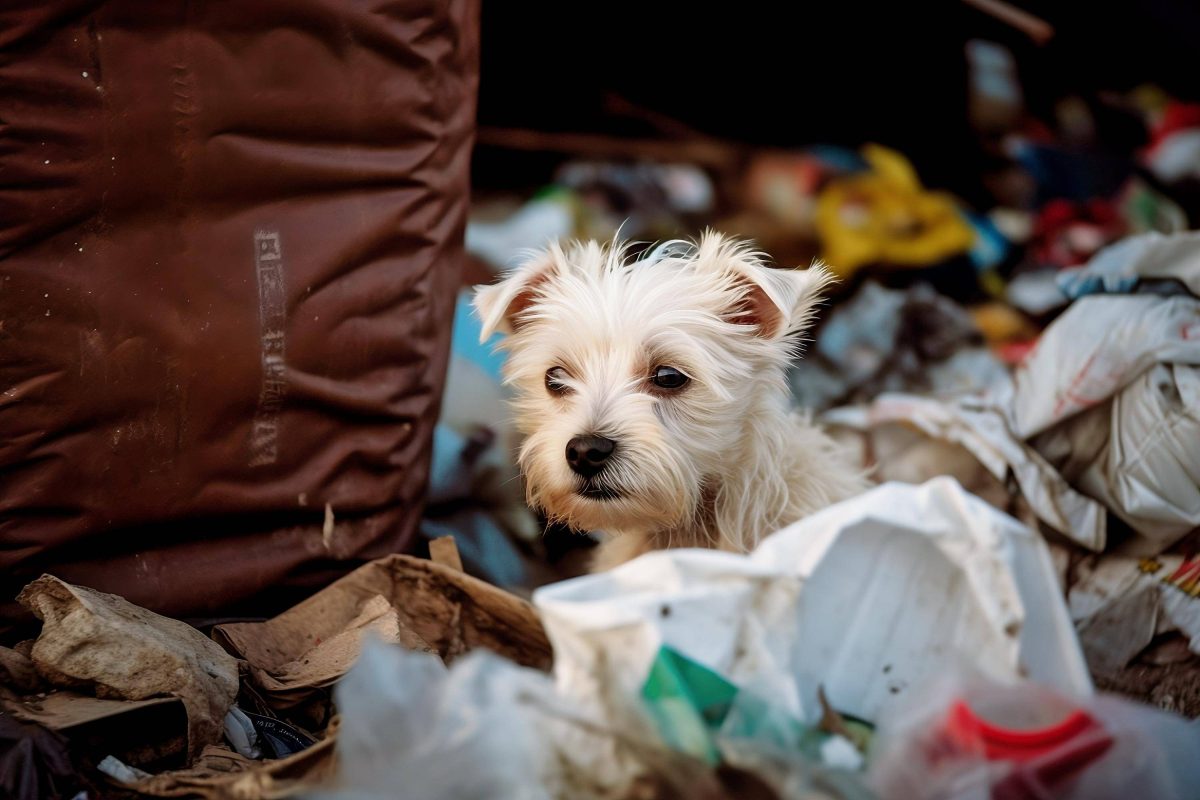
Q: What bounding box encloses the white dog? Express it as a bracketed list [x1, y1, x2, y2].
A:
[473, 231, 867, 570]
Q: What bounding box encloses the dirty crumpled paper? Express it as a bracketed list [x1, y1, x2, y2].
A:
[17, 575, 239, 759]
[222, 592, 432, 714]
[213, 554, 552, 718]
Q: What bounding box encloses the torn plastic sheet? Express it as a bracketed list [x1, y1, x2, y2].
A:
[824, 395, 1109, 549]
[1008, 293, 1200, 440]
[534, 478, 1091, 732]
[1067, 554, 1200, 673]
[827, 291, 1200, 553]
[309, 640, 561, 800]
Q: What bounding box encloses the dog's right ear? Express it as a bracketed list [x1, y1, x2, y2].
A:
[473, 250, 560, 341]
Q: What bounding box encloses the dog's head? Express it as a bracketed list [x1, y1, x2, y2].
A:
[473, 231, 832, 536]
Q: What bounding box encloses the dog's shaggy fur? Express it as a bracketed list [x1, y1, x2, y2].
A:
[474, 231, 868, 570]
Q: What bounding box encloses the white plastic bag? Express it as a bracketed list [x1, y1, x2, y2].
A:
[1009, 293, 1200, 439]
[1032, 362, 1200, 553]
[534, 478, 1090, 729]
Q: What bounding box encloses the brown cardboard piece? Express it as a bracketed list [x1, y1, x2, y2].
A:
[213, 554, 553, 714]
[111, 737, 338, 799]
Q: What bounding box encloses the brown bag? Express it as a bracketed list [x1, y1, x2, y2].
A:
[0, 0, 480, 634]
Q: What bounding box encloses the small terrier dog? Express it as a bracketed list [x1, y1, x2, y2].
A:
[474, 231, 867, 570]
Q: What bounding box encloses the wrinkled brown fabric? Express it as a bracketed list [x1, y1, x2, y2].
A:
[0, 0, 479, 633]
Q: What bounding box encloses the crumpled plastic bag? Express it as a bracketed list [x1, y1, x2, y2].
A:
[534, 478, 1090, 732]
[0, 715, 79, 800]
[867, 666, 1200, 800]
[17, 575, 238, 758]
[309, 640, 554, 800]
[1032, 361, 1200, 553]
[1008, 293, 1200, 441]
[307, 638, 724, 800]
[829, 279, 1200, 553]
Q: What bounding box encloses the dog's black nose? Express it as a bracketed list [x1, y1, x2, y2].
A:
[566, 435, 615, 478]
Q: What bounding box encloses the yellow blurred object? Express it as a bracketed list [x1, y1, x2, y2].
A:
[969, 301, 1038, 345]
[816, 144, 975, 277]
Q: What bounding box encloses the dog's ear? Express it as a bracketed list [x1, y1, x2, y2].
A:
[727, 261, 834, 340]
[472, 249, 560, 341]
[694, 231, 834, 340]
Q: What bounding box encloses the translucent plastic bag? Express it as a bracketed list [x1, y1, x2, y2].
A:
[308, 639, 556, 800]
[867, 667, 1200, 800]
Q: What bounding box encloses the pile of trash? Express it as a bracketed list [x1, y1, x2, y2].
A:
[398, 103, 1200, 792]
[5, 235, 1199, 796]
[6, 478, 1199, 799]
[444, 69, 1200, 717]
[0, 548, 550, 799]
[8, 52, 1200, 798]
[821, 232, 1200, 703]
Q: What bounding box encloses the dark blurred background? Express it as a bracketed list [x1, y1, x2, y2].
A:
[473, 0, 1200, 206]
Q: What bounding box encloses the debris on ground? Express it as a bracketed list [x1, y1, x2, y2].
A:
[1066, 554, 1200, 681]
[0, 550, 556, 798]
[823, 231, 1200, 555]
[0, 714, 79, 800]
[867, 666, 1200, 800]
[789, 281, 1009, 411]
[16, 575, 239, 760]
[7, 27, 1200, 796]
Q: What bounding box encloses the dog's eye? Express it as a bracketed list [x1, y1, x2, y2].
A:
[545, 366, 571, 395]
[650, 366, 689, 390]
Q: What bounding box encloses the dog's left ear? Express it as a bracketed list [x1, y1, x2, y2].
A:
[726, 261, 834, 340]
[694, 233, 834, 340]
[473, 249, 560, 341]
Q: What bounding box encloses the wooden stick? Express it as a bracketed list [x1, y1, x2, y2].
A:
[602, 92, 710, 140]
[475, 127, 744, 171]
[962, 0, 1055, 45]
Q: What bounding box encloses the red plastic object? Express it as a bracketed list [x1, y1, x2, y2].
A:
[943, 700, 1114, 800]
